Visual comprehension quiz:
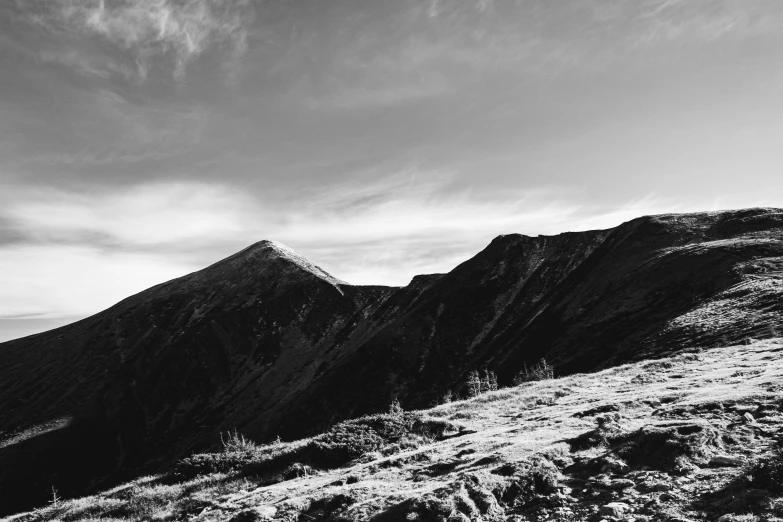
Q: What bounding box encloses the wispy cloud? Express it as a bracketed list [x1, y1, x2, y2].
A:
[1, 169, 769, 327]
[38, 48, 135, 79]
[0, 244, 197, 319]
[2, 181, 251, 247]
[29, 0, 252, 81]
[633, 0, 783, 46]
[13, 90, 212, 167]
[0, 176, 680, 289]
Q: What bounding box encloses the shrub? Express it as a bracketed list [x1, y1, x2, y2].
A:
[481, 370, 498, 393]
[175, 440, 301, 478]
[304, 412, 455, 468]
[513, 359, 554, 385]
[177, 413, 457, 479]
[465, 370, 482, 398]
[389, 397, 403, 415]
[281, 463, 313, 481]
[441, 389, 454, 404]
[220, 429, 256, 453]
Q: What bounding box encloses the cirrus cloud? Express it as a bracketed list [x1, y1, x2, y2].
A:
[31, 0, 252, 80]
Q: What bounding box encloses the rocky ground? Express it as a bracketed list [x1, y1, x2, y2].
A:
[5, 338, 783, 522]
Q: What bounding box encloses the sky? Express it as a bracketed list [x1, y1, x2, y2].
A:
[1, 0, 783, 342]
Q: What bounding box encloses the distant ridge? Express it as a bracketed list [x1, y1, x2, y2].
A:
[1, 207, 782, 514]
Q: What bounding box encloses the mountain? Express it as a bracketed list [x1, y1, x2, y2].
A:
[1, 208, 782, 514]
[9, 338, 783, 522]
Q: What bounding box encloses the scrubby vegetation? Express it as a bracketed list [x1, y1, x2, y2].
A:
[305, 412, 457, 467]
[176, 412, 458, 480]
[463, 369, 499, 398]
[513, 358, 555, 385]
[10, 339, 783, 522]
[220, 429, 257, 454]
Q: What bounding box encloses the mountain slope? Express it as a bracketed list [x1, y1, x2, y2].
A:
[0, 208, 781, 514]
[8, 338, 783, 522]
[0, 241, 398, 514]
[275, 208, 783, 435]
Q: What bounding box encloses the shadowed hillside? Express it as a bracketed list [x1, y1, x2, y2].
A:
[6, 338, 783, 522]
[0, 208, 781, 514]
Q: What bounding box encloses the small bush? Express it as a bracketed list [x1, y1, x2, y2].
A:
[175, 441, 301, 478]
[221, 429, 256, 453]
[177, 413, 457, 480]
[304, 412, 455, 468]
[389, 397, 403, 415]
[513, 359, 554, 385]
[465, 370, 482, 398]
[441, 389, 454, 404]
[481, 370, 498, 393]
[643, 360, 674, 372]
[281, 463, 313, 481]
[463, 369, 499, 398]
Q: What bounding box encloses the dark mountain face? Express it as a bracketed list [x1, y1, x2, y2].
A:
[1, 209, 782, 514]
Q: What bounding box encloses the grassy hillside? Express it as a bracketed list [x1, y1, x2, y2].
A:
[2, 208, 781, 511]
[6, 338, 783, 522]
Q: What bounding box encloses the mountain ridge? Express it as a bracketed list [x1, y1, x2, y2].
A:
[1, 207, 782, 514]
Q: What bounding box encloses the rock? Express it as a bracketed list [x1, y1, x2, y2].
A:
[599, 502, 632, 518]
[573, 403, 622, 418]
[598, 455, 631, 474]
[744, 412, 757, 424]
[716, 515, 753, 522]
[447, 511, 471, 522]
[467, 485, 502, 516]
[709, 455, 744, 467]
[228, 506, 277, 522]
[453, 484, 480, 519]
[643, 481, 672, 492]
[609, 479, 636, 490]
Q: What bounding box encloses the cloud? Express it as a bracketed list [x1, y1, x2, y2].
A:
[0, 244, 197, 319]
[269, 178, 679, 285]
[0, 176, 681, 324]
[37, 47, 136, 80]
[632, 0, 783, 46]
[2, 181, 252, 246]
[13, 90, 213, 167]
[31, 0, 252, 80]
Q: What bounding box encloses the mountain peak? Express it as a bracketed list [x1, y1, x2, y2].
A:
[236, 240, 348, 287]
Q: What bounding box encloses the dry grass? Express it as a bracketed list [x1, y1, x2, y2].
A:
[5, 338, 783, 522]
